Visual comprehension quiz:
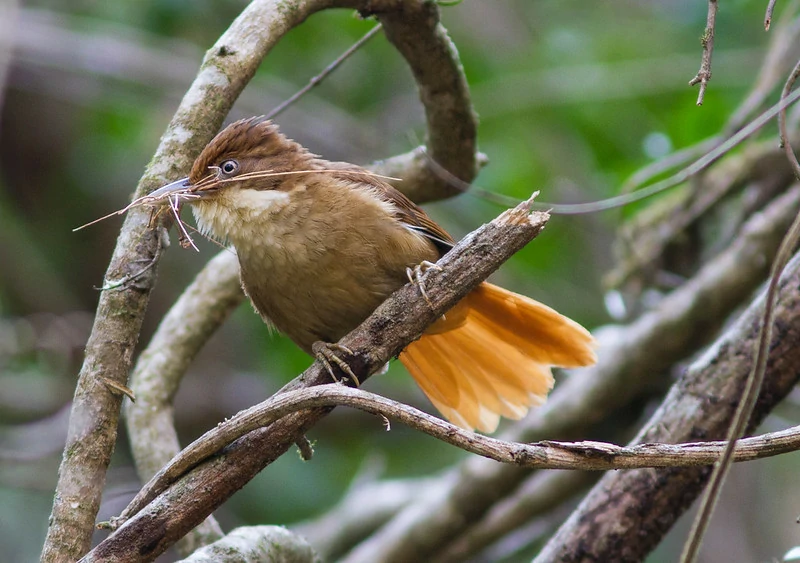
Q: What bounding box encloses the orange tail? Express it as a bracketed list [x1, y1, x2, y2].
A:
[399, 282, 597, 433]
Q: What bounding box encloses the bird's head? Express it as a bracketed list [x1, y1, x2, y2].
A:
[150, 117, 317, 242]
[151, 116, 314, 200]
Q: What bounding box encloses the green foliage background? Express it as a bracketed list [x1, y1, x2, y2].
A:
[2, 1, 796, 561]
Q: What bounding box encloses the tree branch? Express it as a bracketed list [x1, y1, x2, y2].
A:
[351, 0, 479, 202]
[128, 383, 800, 489]
[177, 526, 317, 563]
[121, 0, 479, 555]
[338, 183, 800, 563]
[689, 0, 718, 105]
[83, 195, 549, 562]
[40, 2, 341, 560]
[534, 250, 800, 561]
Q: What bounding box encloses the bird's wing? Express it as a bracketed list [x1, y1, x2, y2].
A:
[329, 163, 455, 255]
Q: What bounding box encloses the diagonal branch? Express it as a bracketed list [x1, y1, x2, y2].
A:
[534, 249, 800, 561]
[339, 183, 800, 563]
[82, 196, 549, 562]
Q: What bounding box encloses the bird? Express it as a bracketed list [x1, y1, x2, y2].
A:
[152, 116, 597, 433]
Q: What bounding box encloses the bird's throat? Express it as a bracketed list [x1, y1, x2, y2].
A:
[190, 187, 295, 247]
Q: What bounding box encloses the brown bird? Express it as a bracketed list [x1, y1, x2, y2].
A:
[153, 116, 597, 432]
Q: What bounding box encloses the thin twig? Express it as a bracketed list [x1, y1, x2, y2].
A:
[421, 86, 800, 215]
[679, 56, 800, 563]
[618, 138, 719, 194]
[430, 8, 800, 216]
[766, 0, 779, 30]
[689, 0, 718, 105]
[728, 1, 800, 130]
[778, 61, 800, 180]
[73, 168, 398, 233]
[116, 383, 800, 522]
[265, 23, 383, 120]
[169, 195, 199, 251]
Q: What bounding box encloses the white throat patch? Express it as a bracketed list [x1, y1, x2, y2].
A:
[190, 187, 293, 243]
[233, 188, 291, 213]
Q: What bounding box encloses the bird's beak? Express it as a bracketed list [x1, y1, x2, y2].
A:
[148, 177, 193, 199]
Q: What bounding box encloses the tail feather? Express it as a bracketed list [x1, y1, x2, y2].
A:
[467, 283, 597, 367]
[399, 343, 462, 409]
[400, 336, 491, 430]
[399, 282, 596, 433]
[424, 322, 512, 424]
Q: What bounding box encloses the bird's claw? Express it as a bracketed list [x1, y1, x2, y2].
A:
[406, 260, 442, 309]
[312, 342, 360, 386]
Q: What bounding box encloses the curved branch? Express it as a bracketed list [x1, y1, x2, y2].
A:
[127, 384, 800, 498]
[121, 0, 479, 555]
[356, 0, 479, 202]
[40, 2, 341, 560]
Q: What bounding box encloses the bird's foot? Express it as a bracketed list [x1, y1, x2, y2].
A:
[312, 341, 360, 386]
[406, 260, 442, 309]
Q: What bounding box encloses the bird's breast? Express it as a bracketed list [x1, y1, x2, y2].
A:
[193, 181, 438, 352]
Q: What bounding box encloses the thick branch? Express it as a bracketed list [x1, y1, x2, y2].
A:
[177, 526, 317, 563]
[535, 250, 800, 561]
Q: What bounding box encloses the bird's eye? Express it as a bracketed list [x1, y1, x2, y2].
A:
[219, 159, 239, 176]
